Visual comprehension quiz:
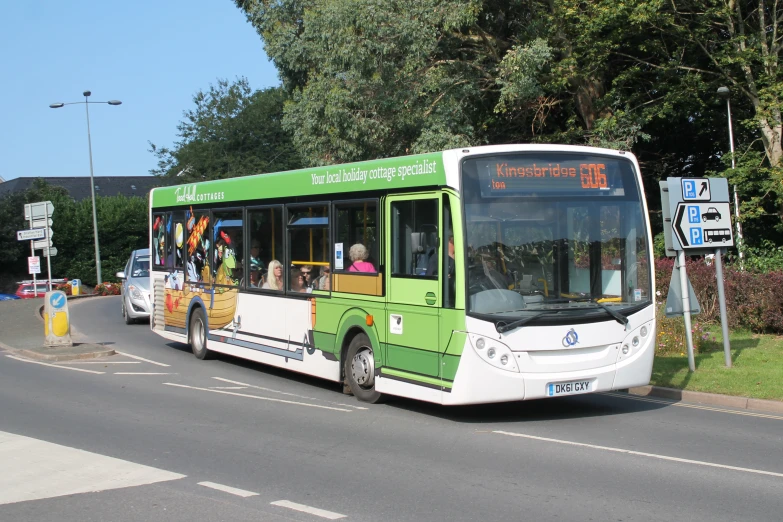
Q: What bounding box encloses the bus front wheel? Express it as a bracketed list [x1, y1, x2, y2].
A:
[345, 333, 383, 403]
[190, 308, 212, 360]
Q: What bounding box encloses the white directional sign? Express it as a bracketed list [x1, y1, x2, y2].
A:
[31, 218, 53, 228]
[17, 228, 46, 241]
[34, 238, 53, 250]
[681, 178, 711, 201]
[673, 202, 734, 248]
[24, 201, 54, 220]
[42, 247, 58, 257]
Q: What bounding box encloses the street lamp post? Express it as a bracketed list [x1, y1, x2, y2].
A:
[717, 86, 744, 266]
[715, 86, 739, 368]
[50, 91, 121, 285]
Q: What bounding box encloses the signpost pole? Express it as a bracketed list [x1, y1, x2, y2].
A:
[28, 214, 38, 297]
[44, 211, 53, 291]
[713, 248, 732, 367]
[678, 250, 696, 371]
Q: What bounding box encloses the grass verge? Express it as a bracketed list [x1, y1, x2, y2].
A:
[651, 328, 783, 401]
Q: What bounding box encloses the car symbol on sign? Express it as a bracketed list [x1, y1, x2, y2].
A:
[702, 207, 721, 222]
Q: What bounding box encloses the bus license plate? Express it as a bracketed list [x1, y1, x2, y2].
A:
[547, 380, 592, 397]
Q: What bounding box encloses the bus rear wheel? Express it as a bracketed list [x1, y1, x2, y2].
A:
[190, 308, 212, 360]
[345, 333, 383, 403]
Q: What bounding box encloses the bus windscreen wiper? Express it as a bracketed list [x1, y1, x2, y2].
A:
[496, 310, 562, 333]
[573, 298, 629, 327]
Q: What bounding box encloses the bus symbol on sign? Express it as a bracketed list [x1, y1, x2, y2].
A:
[681, 178, 711, 201]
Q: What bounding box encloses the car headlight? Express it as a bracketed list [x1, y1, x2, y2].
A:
[468, 334, 519, 372]
[128, 285, 143, 300]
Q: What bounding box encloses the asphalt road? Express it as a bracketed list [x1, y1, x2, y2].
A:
[0, 296, 781, 521]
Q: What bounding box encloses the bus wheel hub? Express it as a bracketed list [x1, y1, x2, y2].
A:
[351, 348, 375, 388]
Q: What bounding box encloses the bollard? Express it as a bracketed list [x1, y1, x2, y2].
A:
[44, 290, 72, 347]
[70, 278, 82, 296]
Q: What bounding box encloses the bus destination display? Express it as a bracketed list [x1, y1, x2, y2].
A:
[478, 156, 626, 196]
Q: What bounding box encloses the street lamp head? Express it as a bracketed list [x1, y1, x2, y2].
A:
[107, 100, 122, 106]
[717, 86, 730, 99]
[83, 90, 91, 97]
[49, 103, 64, 109]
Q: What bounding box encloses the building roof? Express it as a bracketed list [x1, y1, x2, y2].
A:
[0, 176, 169, 201]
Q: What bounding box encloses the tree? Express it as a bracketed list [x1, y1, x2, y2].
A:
[0, 180, 149, 289]
[149, 78, 302, 182]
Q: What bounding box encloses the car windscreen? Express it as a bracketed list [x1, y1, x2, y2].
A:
[131, 256, 150, 278]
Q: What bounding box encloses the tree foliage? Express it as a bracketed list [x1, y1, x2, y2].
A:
[234, 0, 783, 243]
[0, 180, 148, 290]
[149, 78, 302, 182]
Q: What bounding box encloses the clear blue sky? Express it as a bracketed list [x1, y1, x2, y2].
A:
[0, 1, 279, 181]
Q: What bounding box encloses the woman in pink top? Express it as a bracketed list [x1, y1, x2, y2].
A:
[348, 244, 375, 273]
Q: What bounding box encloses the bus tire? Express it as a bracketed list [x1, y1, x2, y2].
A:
[344, 333, 383, 403]
[190, 307, 212, 360]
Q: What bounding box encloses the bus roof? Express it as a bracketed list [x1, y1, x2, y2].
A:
[151, 151, 447, 208]
[150, 144, 638, 208]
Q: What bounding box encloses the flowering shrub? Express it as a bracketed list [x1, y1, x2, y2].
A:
[54, 283, 72, 296]
[93, 282, 120, 296]
[654, 257, 783, 334]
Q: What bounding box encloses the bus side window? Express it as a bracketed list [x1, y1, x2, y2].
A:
[248, 207, 283, 291]
[171, 211, 185, 270]
[287, 205, 329, 293]
[186, 210, 210, 284]
[213, 210, 243, 287]
[152, 213, 167, 269]
[334, 200, 378, 273]
[391, 199, 438, 277]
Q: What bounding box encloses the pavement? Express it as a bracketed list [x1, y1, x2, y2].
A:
[0, 296, 114, 361]
[0, 297, 781, 414]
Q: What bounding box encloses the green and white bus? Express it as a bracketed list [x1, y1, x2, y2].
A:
[149, 144, 655, 405]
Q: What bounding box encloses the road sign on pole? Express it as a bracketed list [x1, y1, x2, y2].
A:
[17, 228, 46, 241]
[672, 201, 733, 248]
[664, 176, 733, 370]
[24, 201, 54, 220]
[28, 256, 41, 275]
[681, 178, 711, 201]
[41, 247, 58, 257]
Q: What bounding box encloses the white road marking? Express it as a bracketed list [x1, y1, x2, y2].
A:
[602, 392, 783, 421]
[0, 430, 185, 505]
[212, 377, 369, 410]
[114, 372, 175, 375]
[6, 355, 104, 374]
[271, 500, 346, 520]
[197, 481, 258, 497]
[209, 386, 248, 390]
[163, 383, 353, 412]
[494, 430, 783, 479]
[115, 351, 170, 367]
[60, 361, 141, 364]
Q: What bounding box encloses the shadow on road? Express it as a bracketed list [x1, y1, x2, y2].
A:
[165, 341, 669, 422]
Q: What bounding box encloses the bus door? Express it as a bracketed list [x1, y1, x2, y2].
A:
[384, 193, 443, 389]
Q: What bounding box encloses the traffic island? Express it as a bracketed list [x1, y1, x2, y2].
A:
[18, 343, 115, 362]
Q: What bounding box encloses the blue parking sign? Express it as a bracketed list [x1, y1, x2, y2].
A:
[688, 206, 700, 223]
[683, 180, 697, 199]
[690, 228, 703, 245]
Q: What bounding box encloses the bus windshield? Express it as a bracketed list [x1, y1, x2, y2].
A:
[461, 152, 652, 321]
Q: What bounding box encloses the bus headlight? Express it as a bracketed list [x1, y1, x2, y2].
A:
[468, 334, 519, 373]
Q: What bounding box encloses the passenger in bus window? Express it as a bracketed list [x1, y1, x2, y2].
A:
[250, 240, 262, 272]
[348, 244, 376, 273]
[299, 265, 315, 290]
[249, 269, 261, 288]
[315, 266, 331, 290]
[261, 260, 283, 290]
